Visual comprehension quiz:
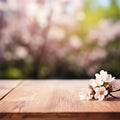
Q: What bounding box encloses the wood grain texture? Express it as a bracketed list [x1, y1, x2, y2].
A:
[0, 80, 120, 120]
[0, 80, 21, 100]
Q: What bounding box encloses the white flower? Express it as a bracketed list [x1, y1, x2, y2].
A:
[100, 70, 115, 83]
[95, 73, 102, 80]
[90, 78, 104, 88]
[79, 88, 93, 100]
[90, 79, 98, 88]
[95, 70, 107, 81]
[96, 70, 115, 83]
[100, 70, 108, 77]
[94, 87, 108, 101]
[103, 74, 115, 83]
[79, 70, 118, 101]
[96, 78, 104, 86]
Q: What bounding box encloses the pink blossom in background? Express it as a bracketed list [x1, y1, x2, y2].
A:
[0, 0, 120, 78]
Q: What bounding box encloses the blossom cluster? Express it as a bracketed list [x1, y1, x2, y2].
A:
[79, 70, 120, 101]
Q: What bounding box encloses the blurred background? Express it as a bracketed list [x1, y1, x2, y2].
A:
[0, 0, 120, 79]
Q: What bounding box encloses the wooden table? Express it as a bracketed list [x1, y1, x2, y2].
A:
[0, 80, 120, 120]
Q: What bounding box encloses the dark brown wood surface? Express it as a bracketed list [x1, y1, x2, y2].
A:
[0, 80, 120, 120]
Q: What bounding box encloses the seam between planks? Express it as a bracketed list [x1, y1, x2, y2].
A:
[0, 80, 23, 101]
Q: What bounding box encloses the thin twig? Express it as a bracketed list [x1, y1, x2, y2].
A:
[109, 93, 117, 98]
[111, 89, 120, 93]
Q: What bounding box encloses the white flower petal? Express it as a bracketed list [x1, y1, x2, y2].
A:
[98, 95, 105, 101]
[79, 88, 93, 100]
[90, 79, 97, 88]
[100, 70, 107, 76]
[104, 90, 108, 95]
[94, 87, 108, 101]
[95, 73, 101, 79]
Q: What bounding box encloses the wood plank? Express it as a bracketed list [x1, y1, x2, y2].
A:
[0, 80, 22, 100]
[0, 80, 88, 113]
[0, 113, 120, 120]
[0, 80, 58, 112]
[0, 80, 120, 120]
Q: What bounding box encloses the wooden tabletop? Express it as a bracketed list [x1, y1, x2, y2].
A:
[0, 80, 120, 120]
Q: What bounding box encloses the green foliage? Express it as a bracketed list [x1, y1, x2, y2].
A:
[4, 67, 22, 79]
[108, 0, 120, 19]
